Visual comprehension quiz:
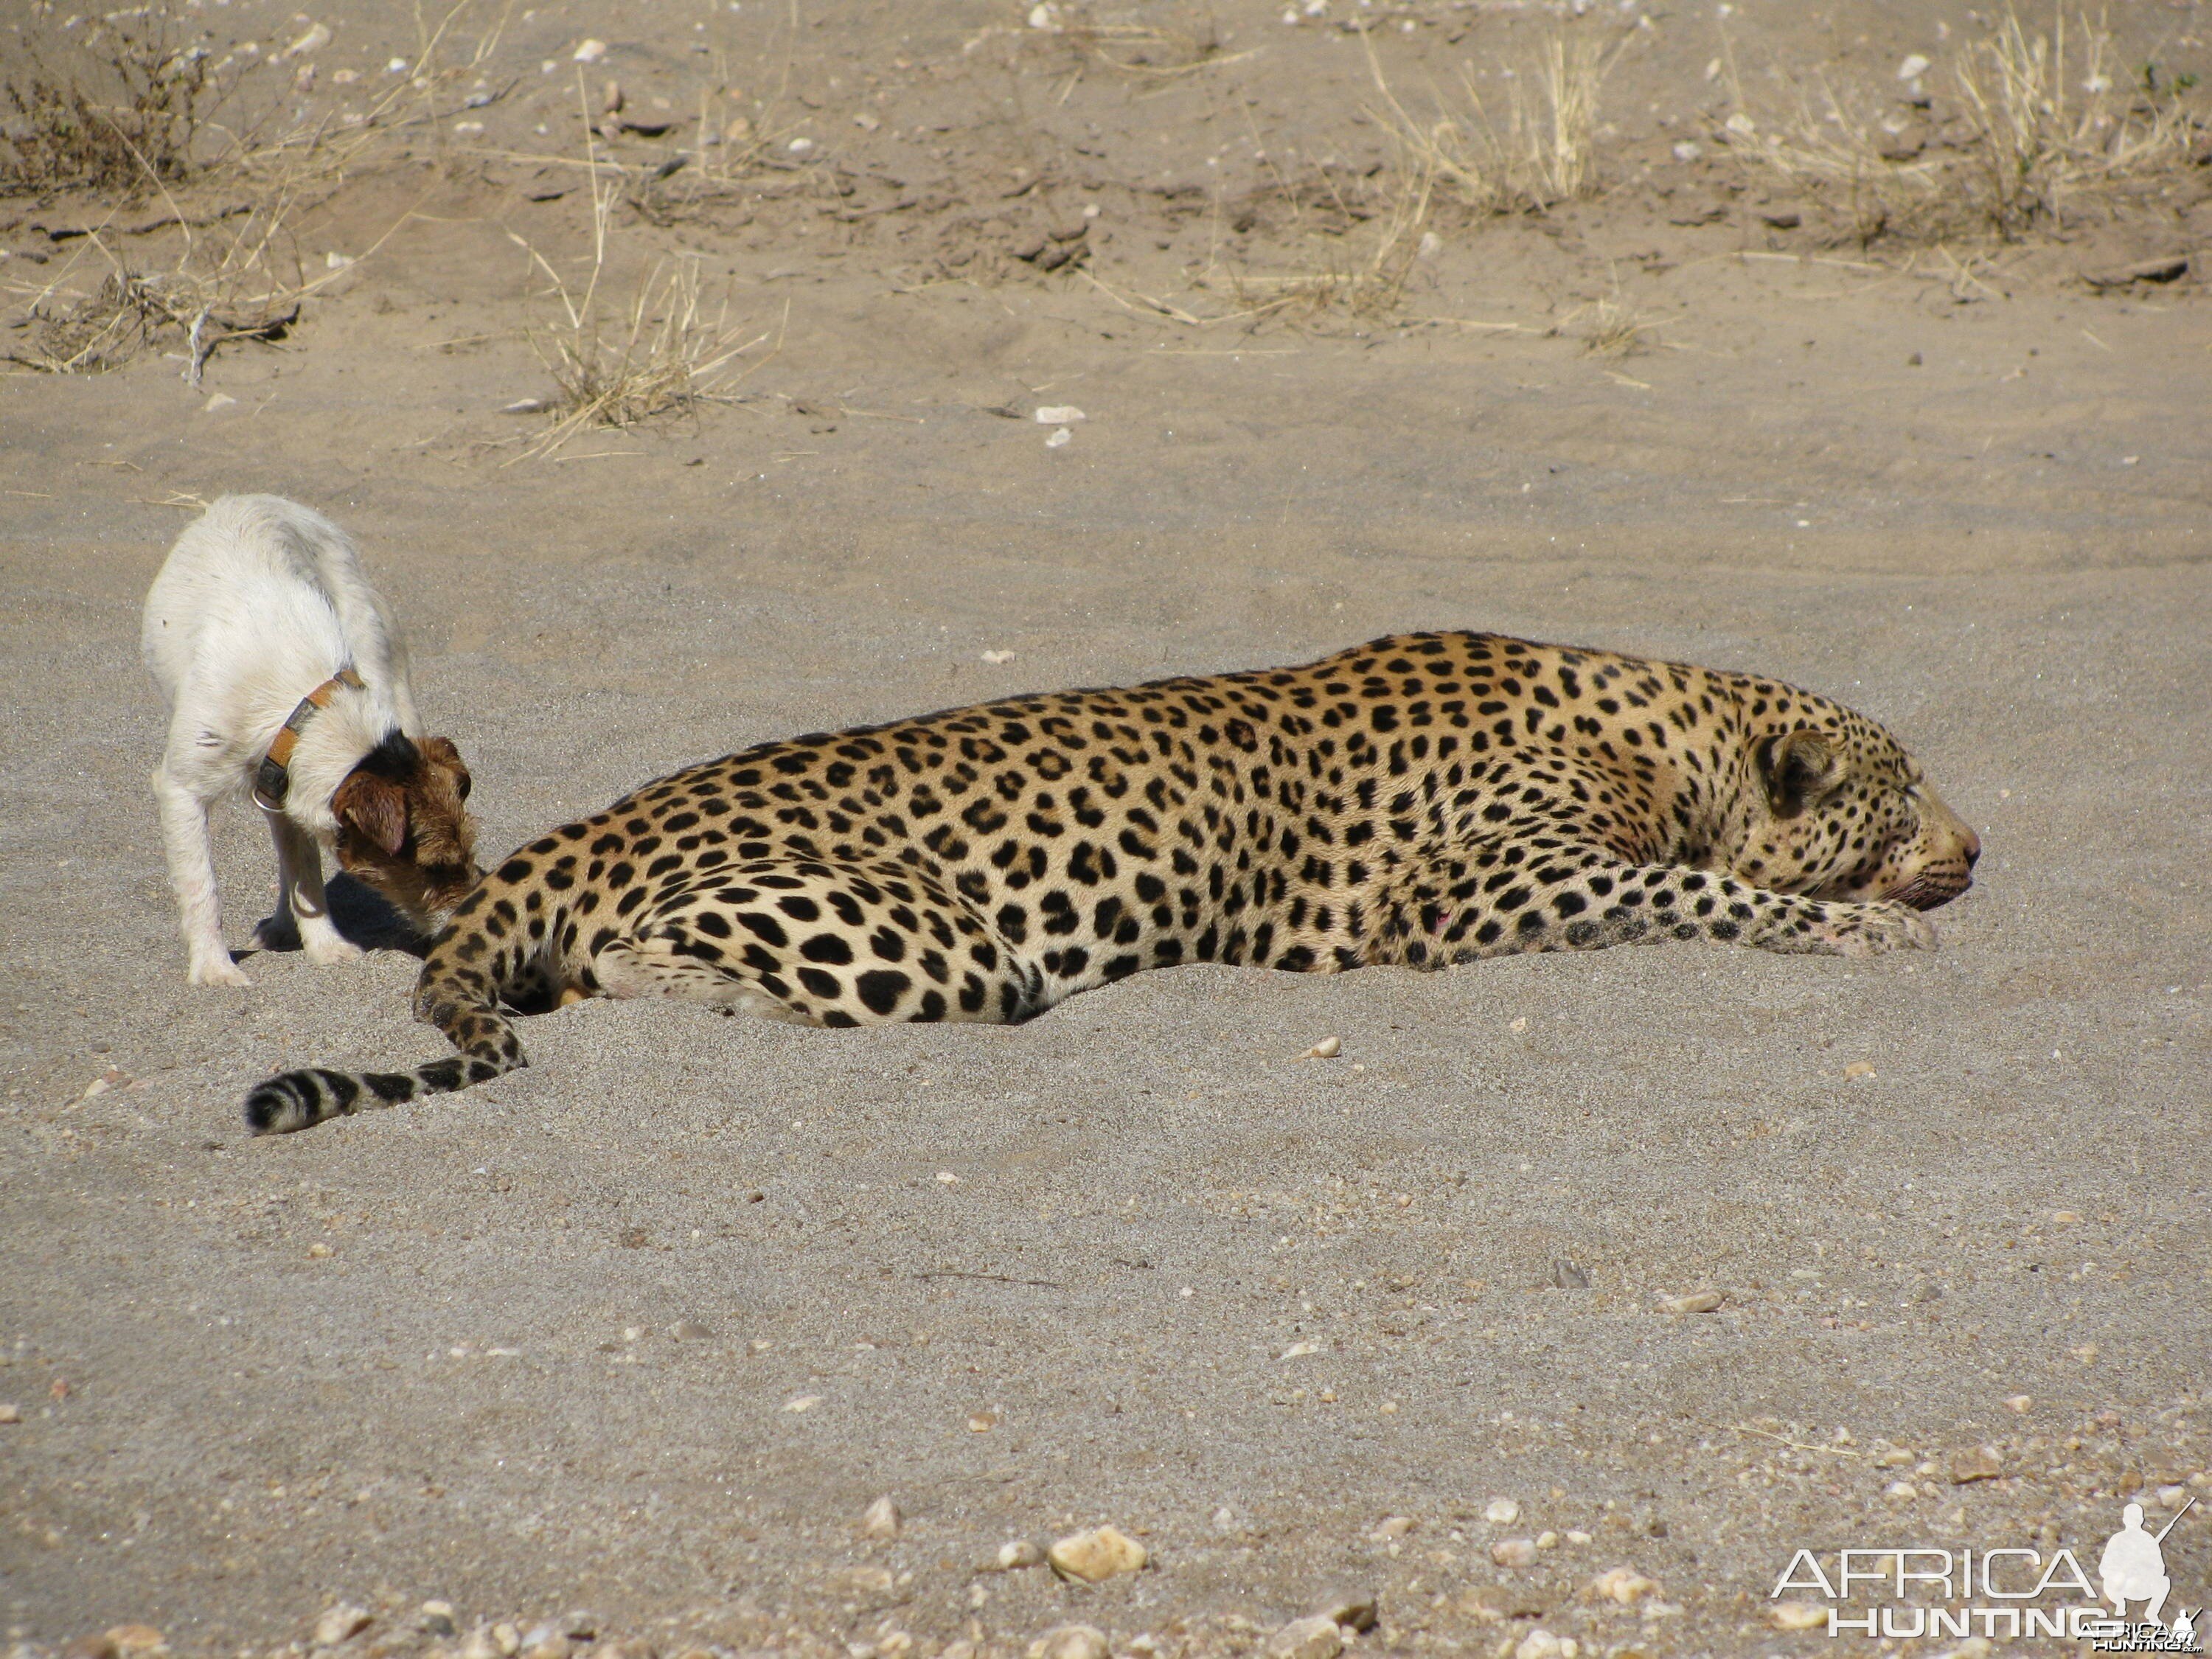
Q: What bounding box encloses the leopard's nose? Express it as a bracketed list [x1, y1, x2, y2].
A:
[1962, 828, 1981, 868]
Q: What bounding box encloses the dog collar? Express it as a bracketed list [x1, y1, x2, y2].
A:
[252, 667, 366, 811]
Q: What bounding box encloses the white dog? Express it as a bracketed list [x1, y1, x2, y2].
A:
[142, 495, 481, 987]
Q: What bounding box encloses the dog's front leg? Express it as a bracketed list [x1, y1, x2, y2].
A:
[153, 768, 252, 987]
[266, 812, 361, 966]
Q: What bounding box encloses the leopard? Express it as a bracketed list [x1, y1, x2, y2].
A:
[243, 630, 1980, 1133]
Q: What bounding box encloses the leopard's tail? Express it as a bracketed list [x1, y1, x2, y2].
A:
[242, 961, 527, 1135]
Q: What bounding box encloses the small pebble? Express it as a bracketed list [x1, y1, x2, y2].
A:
[1303, 1036, 1343, 1060]
[1949, 1445, 2003, 1484]
[1512, 1631, 1575, 1659]
[995, 1539, 1045, 1570]
[0, 1404, 19, 1424]
[1492, 1537, 1539, 1569]
[1310, 1590, 1377, 1632]
[1658, 1290, 1725, 1314]
[572, 39, 607, 62]
[1026, 1628, 1105, 1659]
[1045, 427, 1072, 449]
[967, 1410, 997, 1432]
[1033, 406, 1086, 425]
[1047, 1524, 1145, 1583]
[668, 1319, 713, 1340]
[1897, 53, 1931, 80]
[203, 394, 239, 413]
[307, 1242, 333, 1259]
[108, 1633, 165, 1659]
[1371, 1514, 1414, 1540]
[2005, 1394, 2033, 1413]
[1566, 1529, 1592, 1545]
[313, 1604, 372, 1646]
[1885, 1478, 1920, 1499]
[1670, 140, 1702, 162]
[1262, 1617, 1341, 1659]
[419, 1604, 458, 1638]
[1585, 1567, 1657, 1604]
[1843, 1060, 1876, 1079]
[861, 1495, 900, 1539]
[1770, 1601, 1826, 1631]
[979, 651, 1015, 666]
[787, 137, 815, 155]
[784, 1394, 821, 1413]
[1484, 1498, 1520, 1525]
[1536, 1530, 1559, 1548]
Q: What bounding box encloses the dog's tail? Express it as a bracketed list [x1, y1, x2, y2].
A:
[242, 961, 527, 1134]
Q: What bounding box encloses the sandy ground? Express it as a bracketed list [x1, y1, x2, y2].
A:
[4, 1, 2211, 1655]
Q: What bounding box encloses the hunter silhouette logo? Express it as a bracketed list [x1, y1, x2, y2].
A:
[2101, 1500, 2191, 1624]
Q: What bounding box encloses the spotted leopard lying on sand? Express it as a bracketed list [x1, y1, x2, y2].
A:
[243, 630, 1980, 1133]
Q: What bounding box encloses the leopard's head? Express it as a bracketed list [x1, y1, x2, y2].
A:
[1729, 708, 1979, 911]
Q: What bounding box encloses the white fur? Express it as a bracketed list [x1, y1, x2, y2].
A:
[142, 495, 420, 987]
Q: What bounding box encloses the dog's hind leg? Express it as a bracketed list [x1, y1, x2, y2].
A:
[153, 767, 251, 988]
[263, 811, 361, 966]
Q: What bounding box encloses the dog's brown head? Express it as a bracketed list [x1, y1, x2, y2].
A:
[331, 733, 482, 935]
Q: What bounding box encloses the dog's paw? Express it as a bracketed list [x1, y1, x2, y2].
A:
[301, 931, 365, 967]
[189, 955, 254, 989]
[252, 912, 302, 953]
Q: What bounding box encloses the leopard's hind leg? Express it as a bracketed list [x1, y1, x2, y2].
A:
[591, 855, 1046, 1027]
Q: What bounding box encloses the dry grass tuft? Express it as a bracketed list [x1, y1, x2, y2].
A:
[1723, 7, 2207, 246]
[1366, 24, 1622, 220]
[1574, 296, 1654, 357]
[509, 93, 768, 458]
[1209, 23, 1621, 327]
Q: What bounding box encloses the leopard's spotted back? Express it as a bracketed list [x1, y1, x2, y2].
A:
[245, 631, 1979, 1132]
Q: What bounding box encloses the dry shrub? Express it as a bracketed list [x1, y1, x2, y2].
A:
[3, 193, 316, 375]
[1, 4, 226, 196]
[1724, 7, 2207, 246]
[510, 102, 765, 457]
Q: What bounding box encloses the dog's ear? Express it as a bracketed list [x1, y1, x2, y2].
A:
[334, 768, 408, 855]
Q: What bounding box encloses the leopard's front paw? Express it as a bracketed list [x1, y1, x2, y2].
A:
[1816, 900, 1939, 957]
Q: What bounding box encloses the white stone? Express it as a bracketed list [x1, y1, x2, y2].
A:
[1048, 1525, 1145, 1582]
[1492, 1537, 1539, 1568]
[1262, 1617, 1342, 1659]
[1484, 1498, 1520, 1524]
[1026, 1627, 1105, 1659]
[313, 1605, 372, 1647]
[1585, 1567, 1657, 1604]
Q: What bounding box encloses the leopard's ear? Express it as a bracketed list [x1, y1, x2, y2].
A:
[1763, 729, 1846, 813]
[334, 768, 408, 855]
